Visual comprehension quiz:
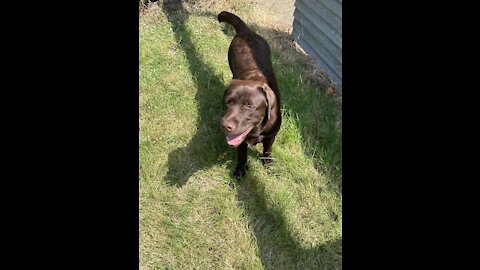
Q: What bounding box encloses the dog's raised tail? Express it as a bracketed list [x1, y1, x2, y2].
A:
[218, 11, 249, 34]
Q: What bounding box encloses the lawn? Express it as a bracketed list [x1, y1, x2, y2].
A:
[139, 1, 342, 269]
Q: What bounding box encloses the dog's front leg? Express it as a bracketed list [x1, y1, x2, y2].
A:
[233, 141, 248, 178]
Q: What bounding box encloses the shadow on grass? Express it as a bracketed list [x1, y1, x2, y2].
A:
[159, 2, 341, 268]
[236, 173, 342, 269]
[162, 3, 231, 186]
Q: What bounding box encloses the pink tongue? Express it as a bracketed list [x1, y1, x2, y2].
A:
[227, 126, 253, 146]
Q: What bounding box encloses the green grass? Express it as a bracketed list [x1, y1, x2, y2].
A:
[140, 1, 342, 269]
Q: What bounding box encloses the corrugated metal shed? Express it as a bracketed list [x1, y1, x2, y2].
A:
[292, 0, 342, 86]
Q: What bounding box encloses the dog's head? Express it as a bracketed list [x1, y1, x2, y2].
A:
[221, 79, 275, 147]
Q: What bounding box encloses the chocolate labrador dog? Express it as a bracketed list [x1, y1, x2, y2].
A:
[218, 11, 282, 178]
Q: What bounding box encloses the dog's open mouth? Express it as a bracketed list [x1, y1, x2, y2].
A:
[226, 126, 254, 146]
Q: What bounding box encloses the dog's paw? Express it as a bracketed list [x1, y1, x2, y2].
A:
[233, 164, 248, 179]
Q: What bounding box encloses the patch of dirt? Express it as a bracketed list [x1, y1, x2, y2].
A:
[259, 0, 296, 32]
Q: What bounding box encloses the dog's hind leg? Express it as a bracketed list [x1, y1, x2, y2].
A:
[261, 136, 275, 166]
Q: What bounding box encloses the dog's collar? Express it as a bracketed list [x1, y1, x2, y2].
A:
[262, 99, 269, 125]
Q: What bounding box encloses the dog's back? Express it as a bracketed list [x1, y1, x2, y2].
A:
[217, 12, 280, 97]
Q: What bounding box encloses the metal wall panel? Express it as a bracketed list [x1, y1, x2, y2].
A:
[292, 0, 342, 85]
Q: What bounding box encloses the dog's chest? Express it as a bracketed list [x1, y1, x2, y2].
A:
[246, 135, 263, 147]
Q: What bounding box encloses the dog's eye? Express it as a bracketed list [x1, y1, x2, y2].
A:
[225, 99, 233, 105]
[245, 103, 254, 109]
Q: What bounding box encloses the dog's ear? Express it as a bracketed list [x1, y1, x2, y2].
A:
[259, 83, 275, 121]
